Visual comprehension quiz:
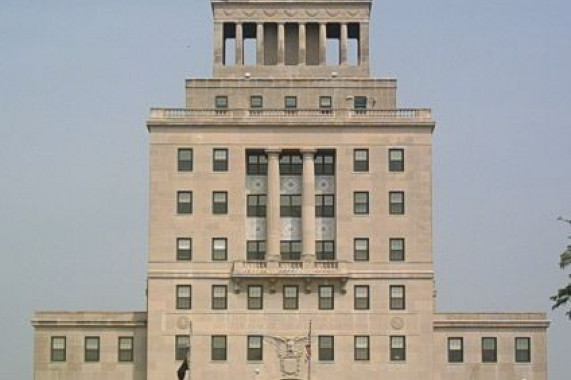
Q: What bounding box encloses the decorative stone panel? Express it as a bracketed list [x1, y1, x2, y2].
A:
[246, 218, 266, 241]
[246, 176, 267, 194]
[280, 176, 302, 195]
[315, 218, 335, 240]
[315, 175, 335, 195]
[281, 218, 302, 240]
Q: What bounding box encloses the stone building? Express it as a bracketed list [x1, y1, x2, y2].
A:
[32, 1, 549, 380]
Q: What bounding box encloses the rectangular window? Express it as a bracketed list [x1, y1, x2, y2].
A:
[118, 337, 134, 362]
[212, 285, 228, 310]
[280, 240, 302, 261]
[316, 240, 335, 260]
[178, 149, 193, 172]
[247, 152, 268, 175]
[515, 337, 531, 363]
[482, 337, 497, 363]
[354, 96, 367, 112]
[280, 154, 303, 175]
[212, 336, 227, 361]
[390, 285, 406, 310]
[212, 238, 228, 261]
[212, 191, 228, 214]
[176, 336, 190, 361]
[315, 194, 334, 217]
[215, 95, 228, 108]
[248, 285, 263, 310]
[247, 240, 266, 261]
[389, 191, 405, 215]
[280, 195, 302, 217]
[448, 338, 464, 363]
[247, 336, 263, 361]
[390, 336, 406, 361]
[354, 149, 369, 172]
[354, 238, 369, 261]
[85, 337, 100, 362]
[177, 191, 193, 214]
[247, 194, 267, 217]
[389, 148, 404, 172]
[283, 285, 299, 310]
[250, 95, 263, 108]
[318, 336, 334, 361]
[354, 192, 369, 215]
[50, 337, 66, 362]
[213, 148, 229, 172]
[354, 336, 370, 361]
[315, 151, 335, 175]
[285, 96, 297, 109]
[354, 285, 370, 310]
[319, 96, 332, 114]
[176, 285, 192, 310]
[318, 285, 334, 310]
[389, 238, 405, 262]
[177, 238, 192, 261]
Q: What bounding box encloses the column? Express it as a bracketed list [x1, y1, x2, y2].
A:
[359, 22, 370, 69]
[213, 22, 224, 65]
[277, 23, 285, 65]
[298, 23, 306, 65]
[256, 23, 265, 65]
[301, 149, 316, 262]
[266, 149, 281, 262]
[235, 23, 243, 65]
[340, 23, 348, 65]
[319, 23, 327, 65]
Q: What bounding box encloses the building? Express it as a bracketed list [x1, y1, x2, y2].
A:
[32, 1, 549, 379]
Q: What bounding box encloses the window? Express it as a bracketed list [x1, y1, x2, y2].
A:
[250, 95, 263, 108]
[448, 338, 464, 363]
[212, 238, 228, 261]
[213, 149, 228, 172]
[283, 285, 299, 310]
[315, 151, 335, 175]
[118, 337, 134, 362]
[389, 149, 404, 172]
[319, 96, 332, 114]
[212, 191, 228, 214]
[354, 336, 370, 361]
[318, 336, 334, 361]
[389, 191, 405, 215]
[50, 337, 66, 362]
[315, 194, 334, 217]
[285, 96, 297, 109]
[280, 195, 302, 217]
[318, 285, 334, 310]
[390, 336, 406, 361]
[177, 238, 192, 261]
[354, 192, 369, 215]
[390, 285, 405, 310]
[248, 285, 263, 310]
[212, 285, 228, 310]
[389, 238, 405, 262]
[354, 96, 367, 112]
[247, 336, 263, 361]
[515, 337, 531, 363]
[316, 240, 335, 260]
[247, 152, 268, 175]
[176, 335, 190, 361]
[354, 149, 369, 172]
[354, 238, 369, 261]
[247, 195, 266, 217]
[211, 336, 227, 361]
[281, 240, 302, 261]
[84, 337, 100, 362]
[178, 149, 193, 172]
[247, 240, 266, 261]
[280, 154, 303, 175]
[176, 285, 192, 310]
[354, 285, 370, 310]
[177, 191, 193, 214]
[215, 95, 228, 109]
[482, 337, 497, 363]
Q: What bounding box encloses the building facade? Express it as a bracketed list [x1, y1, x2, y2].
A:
[32, 1, 549, 380]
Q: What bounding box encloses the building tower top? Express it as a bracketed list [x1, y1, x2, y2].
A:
[211, 0, 372, 78]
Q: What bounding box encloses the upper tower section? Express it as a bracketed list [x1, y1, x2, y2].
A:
[211, 0, 372, 78]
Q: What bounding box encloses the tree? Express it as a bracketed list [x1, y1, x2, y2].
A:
[551, 217, 571, 319]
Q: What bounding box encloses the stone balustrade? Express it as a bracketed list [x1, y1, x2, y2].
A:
[232, 260, 348, 278]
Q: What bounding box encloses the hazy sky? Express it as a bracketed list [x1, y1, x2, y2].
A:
[1, 0, 570, 379]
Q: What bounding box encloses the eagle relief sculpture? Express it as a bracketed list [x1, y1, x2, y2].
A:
[264, 336, 308, 379]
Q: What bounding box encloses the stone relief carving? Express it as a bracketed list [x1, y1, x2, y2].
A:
[315, 175, 335, 194]
[316, 218, 335, 240]
[247, 218, 266, 240]
[390, 317, 405, 330]
[264, 336, 308, 379]
[281, 176, 302, 194]
[215, 8, 367, 21]
[281, 218, 302, 240]
[246, 176, 267, 194]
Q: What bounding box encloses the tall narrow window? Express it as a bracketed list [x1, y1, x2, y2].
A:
[247, 152, 268, 175]
[247, 240, 266, 261]
[280, 240, 302, 261]
[389, 191, 405, 215]
[176, 285, 192, 310]
[50, 337, 66, 362]
[389, 149, 405, 172]
[390, 285, 405, 310]
[319, 96, 332, 114]
[84, 337, 100, 362]
[212, 285, 228, 310]
[482, 337, 497, 363]
[177, 238, 192, 261]
[177, 191, 193, 214]
[176, 336, 190, 361]
[389, 238, 405, 262]
[354, 149, 369, 172]
[280, 195, 302, 217]
[515, 337, 531, 363]
[212, 336, 227, 361]
[178, 149, 193, 172]
[354, 285, 370, 310]
[354, 238, 369, 261]
[354, 336, 370, 361]
[390, 336, 406, 361]
[212, 238, 228, 261]
[315, 194, 334, 217]
[354, 192, 369, 215]
[247, 336, 263, 361]
[118, 337, 134, 362]
[318, 285, 334, 310]
[318, 336, 334, 361]
[315, 151, 335, 175]
[448, 338, 464, 363]
[213, 149, 229, 172]
[247, 194, 267, 217]
[248, 285, 263, 310]
[212, 191, 228, 214]
[283, 285, 299, 310]
[316, 240, 335, 260]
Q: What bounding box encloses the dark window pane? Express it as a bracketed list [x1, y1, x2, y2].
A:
[178, 149, 193, 171]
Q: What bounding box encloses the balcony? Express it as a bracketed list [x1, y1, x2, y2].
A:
[231, 260, 349, 278]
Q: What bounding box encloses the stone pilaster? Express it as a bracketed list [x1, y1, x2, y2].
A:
[298, 23, 306, 65]
[214, 22, 224, 65]
[265, 149, 281, 262]
[235, 23, 243, 65]
[256, 23, 264, 65]
[340, 23, 348, 65]
[277, 23, 285, 65]
[319, 23, 327, 65]
[301, 149, 316, 262]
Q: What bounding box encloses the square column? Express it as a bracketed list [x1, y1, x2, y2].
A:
[319, 23, 327, 65]
[298, 23, 306, 65]
[265, 149, 281, 262]
[340, 23, 348, 65]
[277, 23, 285, 65]
[256, 23, 265, 65]
[235, 23, 243, 65]
[301, 149, 316, 262]
[213, 22, 224, 65]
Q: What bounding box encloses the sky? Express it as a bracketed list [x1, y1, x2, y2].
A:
[0, 0, 570, 379]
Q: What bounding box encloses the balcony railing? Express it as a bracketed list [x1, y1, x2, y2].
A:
[232, 260, 348, 277]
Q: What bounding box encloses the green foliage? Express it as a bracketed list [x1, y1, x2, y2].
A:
[551, 218, 571, 319]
